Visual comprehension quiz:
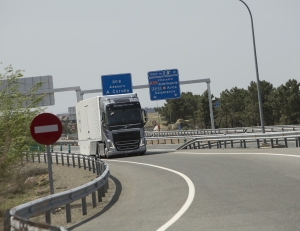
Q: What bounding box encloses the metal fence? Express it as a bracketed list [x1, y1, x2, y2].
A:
[145, 125, 300, 137]
[5, 153, 110, 231]
[177, 131, 300, 150]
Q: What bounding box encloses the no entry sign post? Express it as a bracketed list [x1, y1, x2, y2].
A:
[30, 113, 62, 195]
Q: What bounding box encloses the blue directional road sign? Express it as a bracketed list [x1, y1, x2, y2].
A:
[148, 69, 181, 101]
[101, 73, 133, 96]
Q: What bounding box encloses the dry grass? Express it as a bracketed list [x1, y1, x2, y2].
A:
[0, 162, 50, 229]
[145, 112, 169, 131]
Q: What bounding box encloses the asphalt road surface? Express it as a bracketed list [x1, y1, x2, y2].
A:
[54, 145, 300, 230]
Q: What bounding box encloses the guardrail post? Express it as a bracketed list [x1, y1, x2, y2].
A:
[72, 154, 75, 167]
[243, 140, 246, 148]
[45, 210, 51, 224]
[60, 143, 62, 151]
[106, 177, 109, 190]
[208, 141, 211, 149]
[256, 139, 260, 148]
[67, 154, 70, 167]
[92, 192, 97, 208]
[295, 138, 299, 147]
[224, 141, 227, 148]
[101, 184, 106, 197]
[82, 197, 87, 215]
[61, 153, 64, 166]
[83, 157, 86, 170]
[66, 203, 71, 223]
[271, 139, 274, 148]
[55, 153, 58, 164]
[78, 155, 81, 168]
[88, 158, 91, 171]
[25, 153, 29, 163]
[96, 162, 100, 175]
[3, 209, 10, 231]
[231, 140, 234, 148]
[68, 144, 71, 153]
[284, 138, 288, 148]
[98, 188, 103, 202]
[92, 160, 96, 173]
[38, 153, 41, 163]
[104, 179, 108, 193]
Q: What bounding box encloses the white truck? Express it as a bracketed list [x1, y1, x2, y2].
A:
[76, 93, 148, 158]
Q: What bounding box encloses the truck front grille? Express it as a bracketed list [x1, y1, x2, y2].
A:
[113, 131, 140, 151]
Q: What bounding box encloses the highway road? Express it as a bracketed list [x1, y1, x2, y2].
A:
[56, 146, 300, 230]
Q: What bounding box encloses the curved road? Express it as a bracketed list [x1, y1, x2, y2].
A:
[69, 147, 300, 230]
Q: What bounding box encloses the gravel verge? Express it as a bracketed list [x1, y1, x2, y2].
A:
[27, 162, 115, 230]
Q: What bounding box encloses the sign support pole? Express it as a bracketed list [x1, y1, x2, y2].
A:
[207, 82, 215, 129]
[46, 145, 54, 195]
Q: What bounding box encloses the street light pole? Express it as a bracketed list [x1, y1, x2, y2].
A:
[239, 0, 265, 133]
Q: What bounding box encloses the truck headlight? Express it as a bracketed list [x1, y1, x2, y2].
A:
[140, 138, 146, 147]
[107, 140, 116, 150]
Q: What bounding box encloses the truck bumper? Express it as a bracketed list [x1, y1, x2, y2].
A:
[107, 146, 146, 157]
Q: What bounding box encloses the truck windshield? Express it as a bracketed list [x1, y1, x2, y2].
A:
[107, 108, 143, 125]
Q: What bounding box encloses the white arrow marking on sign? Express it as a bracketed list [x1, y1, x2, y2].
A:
[34, 125, 58, 134]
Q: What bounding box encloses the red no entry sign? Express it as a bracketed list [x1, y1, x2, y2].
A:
[30, 113, 62, 145]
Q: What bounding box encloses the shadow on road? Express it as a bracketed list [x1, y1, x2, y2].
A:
[68, 175, 122, 230]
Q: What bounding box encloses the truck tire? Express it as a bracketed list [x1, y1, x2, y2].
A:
[104, 147, 110, 159]
[97, 142, 105, 159]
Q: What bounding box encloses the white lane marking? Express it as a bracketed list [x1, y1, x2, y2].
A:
[106, 159, 195, 231]
[175, 152, 300, 158]
[34, 125, 58, 134]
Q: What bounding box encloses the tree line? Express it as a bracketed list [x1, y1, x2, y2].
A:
[155, 79, 300, 130]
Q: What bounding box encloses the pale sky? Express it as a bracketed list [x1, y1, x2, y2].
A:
[1, 0, 299, 114]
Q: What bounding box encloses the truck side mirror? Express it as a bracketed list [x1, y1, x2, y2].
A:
[143, 110, 148, 125]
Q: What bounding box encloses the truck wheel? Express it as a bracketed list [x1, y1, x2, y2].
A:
[97, 143, 105, 158]
[104, 147, 109, 159]
[97, 145, 101, 159]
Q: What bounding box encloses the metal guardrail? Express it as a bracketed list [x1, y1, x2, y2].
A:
[177, 131, 300, 150]
[55, 126, 300, 146]
[6, 153, 110, 231]
[145, 125, 300, 137]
